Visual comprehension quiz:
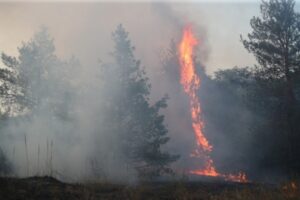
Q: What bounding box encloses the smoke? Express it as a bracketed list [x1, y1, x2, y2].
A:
[0, 1, 268, 182]
[150, 2, 213, 173]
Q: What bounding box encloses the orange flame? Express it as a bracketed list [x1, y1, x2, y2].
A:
[178, 25, 247, 183]
[179, 25, 212, 153]
[282, 181, 299, 198]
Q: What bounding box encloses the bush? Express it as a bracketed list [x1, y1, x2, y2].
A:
[0, 147, 12, 176]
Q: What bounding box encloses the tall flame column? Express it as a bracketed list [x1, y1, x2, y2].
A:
[178, 25, 247, 182]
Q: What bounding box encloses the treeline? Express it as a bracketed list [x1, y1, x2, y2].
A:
[160, 0, 300, 181]
[202, 0, 300, 180]
[0, 25, 178, 180]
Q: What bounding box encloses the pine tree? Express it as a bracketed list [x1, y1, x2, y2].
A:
[101, 24, 179, 178]
[0, 54, 20, 115]
[17, 26, 61, 111]
[2, 27, 74, 119]
[0, 56, 16, 175]
[242, 0, 300, 175]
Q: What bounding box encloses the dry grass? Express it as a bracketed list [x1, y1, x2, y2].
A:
[0, 176, 299, 200]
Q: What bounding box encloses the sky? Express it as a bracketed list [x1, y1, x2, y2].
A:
[8, 0, 300, 77]
[0, 1, 263, 76]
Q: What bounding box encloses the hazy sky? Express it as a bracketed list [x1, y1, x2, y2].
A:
[0, 1, 291, 75]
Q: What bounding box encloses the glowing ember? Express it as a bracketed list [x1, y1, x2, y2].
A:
[178, 25, 247, 183]
[282, 181, 299, 198]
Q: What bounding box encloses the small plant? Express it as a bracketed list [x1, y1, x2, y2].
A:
[0, 147, 12, 176]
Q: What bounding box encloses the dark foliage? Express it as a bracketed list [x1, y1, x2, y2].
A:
[240, 0, 300, 177]
[100, 24, 179, 178]
[0, 147, 11, 176]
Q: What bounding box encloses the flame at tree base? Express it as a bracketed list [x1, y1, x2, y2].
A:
[178, 25, 248, 183]
[190, 170, 248, 183]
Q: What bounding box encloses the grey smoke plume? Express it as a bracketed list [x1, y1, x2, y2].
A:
[0, 2, 263, 182]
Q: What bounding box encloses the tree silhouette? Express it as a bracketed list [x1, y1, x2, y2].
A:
[100, 24, 179, 178]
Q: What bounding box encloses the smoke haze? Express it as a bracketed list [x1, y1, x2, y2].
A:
[0, 1, 287, 182]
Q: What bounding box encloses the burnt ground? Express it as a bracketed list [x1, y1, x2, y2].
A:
[0, 176, 299, 200]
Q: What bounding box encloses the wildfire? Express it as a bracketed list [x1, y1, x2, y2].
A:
[179, 25, 212, 153]
[178, 25, 247, 183]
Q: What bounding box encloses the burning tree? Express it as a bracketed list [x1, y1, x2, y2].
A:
[177, 25, 247, 182]
[100, 24, 179, 178]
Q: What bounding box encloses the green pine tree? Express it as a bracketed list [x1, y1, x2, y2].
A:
[242, 0, 300, 176]
[101, 24, 179, 178]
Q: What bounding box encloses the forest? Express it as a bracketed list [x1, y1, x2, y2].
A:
[0, 0, 300, 199]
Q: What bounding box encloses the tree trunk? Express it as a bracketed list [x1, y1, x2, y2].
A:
[284, 46, 296, 176]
